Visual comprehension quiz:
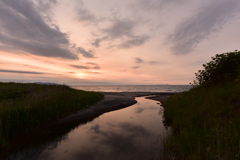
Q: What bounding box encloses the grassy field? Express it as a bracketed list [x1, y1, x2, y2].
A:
[0, 82, 103, 149]
[162, 81, 240, 160]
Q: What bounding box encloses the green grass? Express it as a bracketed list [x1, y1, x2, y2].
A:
[162, 81, 240, 160]
[0, 82, 103, 149]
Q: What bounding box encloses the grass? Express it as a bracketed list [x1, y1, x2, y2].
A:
[162, 81, 240, 160]
[0, 82, 103, 149]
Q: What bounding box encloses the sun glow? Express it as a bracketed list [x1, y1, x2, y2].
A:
[75, 73, 86, 79]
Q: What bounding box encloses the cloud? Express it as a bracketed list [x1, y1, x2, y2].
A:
[86, 62, 98, 65]
[86, 62, 101, 69]
[0, 69, 44, 74]
[118, 35, 149, 49]
[166, 0, 240, 55]
[76, 7, 98, 24]
[135, 58, 144, 63]
[134, 58, 161, 65]
[132, 66, 140, 69]
[103, 19, 135, 39]
[34, 0, 57, 21]
[92, 65, 100, 69]
[91, 36, 108, 47]
[77, 47, 95, 58]
[138, 0, 186, 11]
[148, 61, 160, 65]
[71, 64, 100, 70]
[75, 1, 104, 25]
[91, 38, 101, 47]
[71, 65, 90, 69]
[87, 71, 101, 74]
[0, 0, 78, 60]
[101, 19, 150, 49]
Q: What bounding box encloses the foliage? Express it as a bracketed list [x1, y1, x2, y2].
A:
[162, 81, 240, 159]
[162, 50, 240, 159]
[0, 83, 103, 149]
[193, 50, 240, 86]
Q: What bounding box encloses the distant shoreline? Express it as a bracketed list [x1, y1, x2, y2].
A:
[71, 85, 192, 93]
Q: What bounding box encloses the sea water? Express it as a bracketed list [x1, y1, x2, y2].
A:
[72, 85, 192, 92]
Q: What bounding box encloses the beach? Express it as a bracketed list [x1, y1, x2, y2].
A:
[51, 92, 176, 126]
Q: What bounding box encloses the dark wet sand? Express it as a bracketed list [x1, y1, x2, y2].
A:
[51, 92, 176, 126]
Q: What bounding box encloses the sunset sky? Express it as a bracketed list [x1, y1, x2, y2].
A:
[0, 0, 240, 85]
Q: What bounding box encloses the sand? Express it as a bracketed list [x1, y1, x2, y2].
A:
[50, 92, 176, 126]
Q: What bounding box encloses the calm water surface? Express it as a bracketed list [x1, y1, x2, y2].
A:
[9, 96, 167, 160]
[72, 85, 192, 92]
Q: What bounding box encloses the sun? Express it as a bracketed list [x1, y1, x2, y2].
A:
[75, 72, 87, 79]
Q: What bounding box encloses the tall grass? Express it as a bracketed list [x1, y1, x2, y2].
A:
[162, 81, 240, 159]
[0, 82, 103, 149]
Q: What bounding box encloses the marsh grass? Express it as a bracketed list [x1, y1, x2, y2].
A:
[162, 81, 240, 159]
[0, 82, 103, 149]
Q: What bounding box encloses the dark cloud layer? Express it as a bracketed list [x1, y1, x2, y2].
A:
[99, 19, 149, 48]
[77, 47, 95, 58]
[118, 35, 149, 49]
[71, 64, 100, 69]
[0, 69, 44, 74]
[77, 7, 98, 24]
[167, 0, 240, 54]
[71, 65, 90, 69]
[132, 66, 140, 69]
[91, 38, 101, 47]
[103, 19, 135, 39]
[138, 0, 186, 11]
[91, 36, 108, 48]
[35, 0, 57, 22]
[149, 61, 161, 65]
[75, 3, 150, 49]
[75, 1, 102, 25]
[0, 0, 78, 60]
[134, 58, 161, 66]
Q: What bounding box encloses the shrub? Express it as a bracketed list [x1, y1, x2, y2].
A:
[193, 50, 240, 86]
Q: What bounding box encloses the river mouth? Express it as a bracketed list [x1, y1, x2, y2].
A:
[7, 96, 167, 160]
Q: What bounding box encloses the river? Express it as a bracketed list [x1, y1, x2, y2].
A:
[7, 96, 167, 160]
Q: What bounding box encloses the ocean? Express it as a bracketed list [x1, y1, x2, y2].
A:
[71, 85, 192, 92]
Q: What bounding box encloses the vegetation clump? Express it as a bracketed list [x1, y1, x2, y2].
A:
[193, 50, 240, 86]
[0, 83, 103, 150]
[162, 50, 240, 159]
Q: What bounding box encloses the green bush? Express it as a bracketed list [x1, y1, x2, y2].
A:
[193, 50, 240, 86]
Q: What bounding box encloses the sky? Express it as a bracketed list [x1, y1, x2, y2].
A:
[0, 0, 240, 85]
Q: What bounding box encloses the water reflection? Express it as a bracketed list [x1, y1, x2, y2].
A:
[8, 96, 166, 160]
